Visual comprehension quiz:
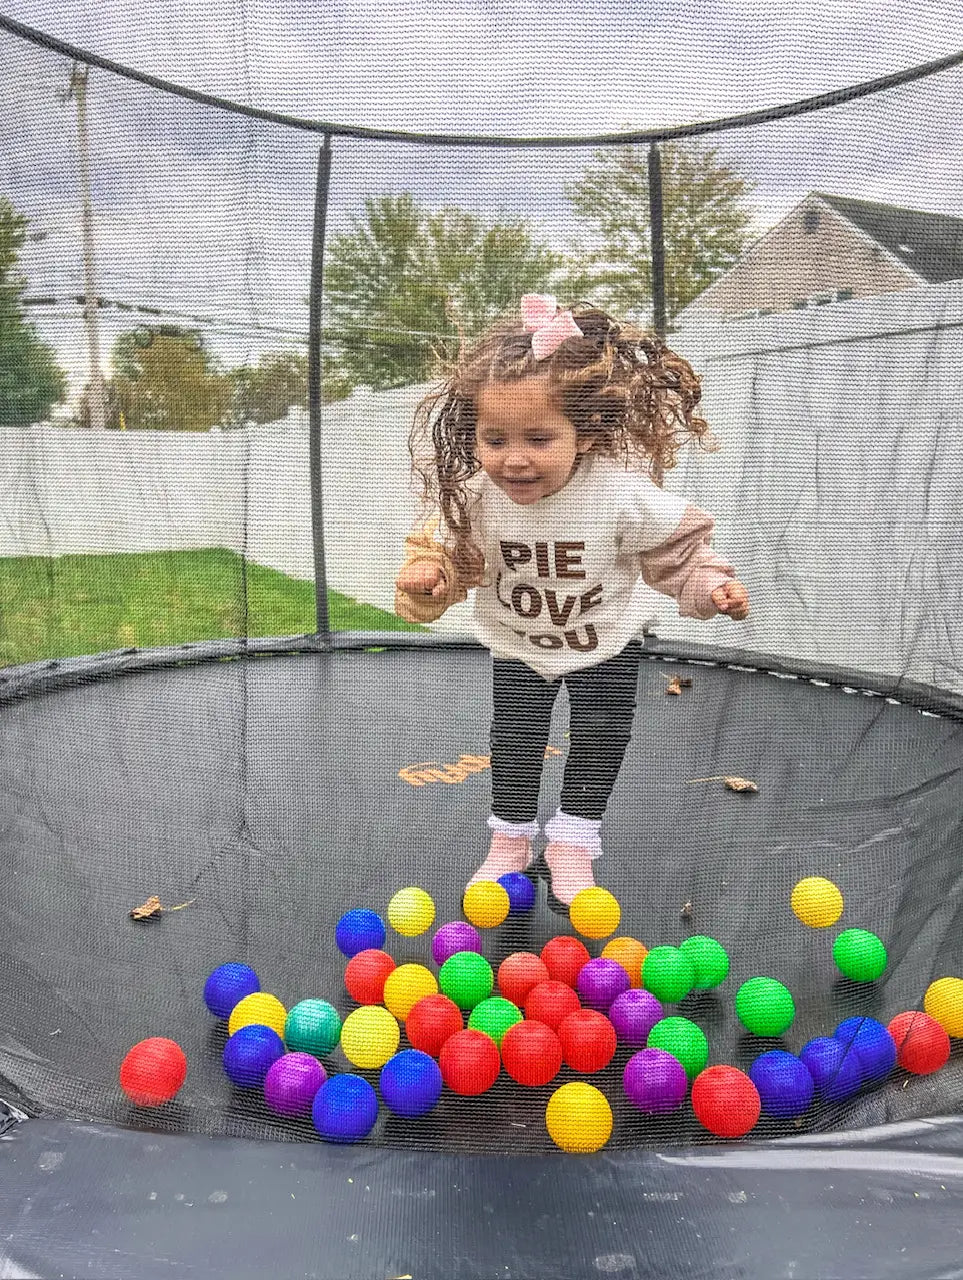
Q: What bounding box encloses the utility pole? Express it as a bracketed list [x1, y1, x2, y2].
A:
[67, 62, 107, 429]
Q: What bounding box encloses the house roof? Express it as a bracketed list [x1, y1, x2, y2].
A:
[815, 192, 963, 283]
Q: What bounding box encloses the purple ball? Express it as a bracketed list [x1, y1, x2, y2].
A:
[623, 1048, 688, 1113]
[431, 921, 483, 966]
[576, 957, 631, 1012]
[263, 1052, 327, 1117]
[609, 989, 664, 1047]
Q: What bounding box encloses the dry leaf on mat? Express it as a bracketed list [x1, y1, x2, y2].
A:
[129, 895, 196, 921]
[687, 775, 759, 792]
[665, 675, 694, 696]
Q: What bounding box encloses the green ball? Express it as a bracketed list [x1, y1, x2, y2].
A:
[284, 998, 342, 1056]
[646, 1016, 709, 1081]
[833, 928, 888, 982]
[679, 936, 730, 990]
[439, 951, 494, 1011]
[735, 977, 795, 1036]
[468, 996, 523, 1047]
[642, 946, 695, 1003]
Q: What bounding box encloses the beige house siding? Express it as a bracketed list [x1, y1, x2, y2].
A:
[681, 196, 922, 321]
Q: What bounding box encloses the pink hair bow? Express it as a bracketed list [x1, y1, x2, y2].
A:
[521, 294, 583, 360]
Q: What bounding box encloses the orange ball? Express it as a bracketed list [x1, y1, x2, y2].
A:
[601, 937, 648, 988]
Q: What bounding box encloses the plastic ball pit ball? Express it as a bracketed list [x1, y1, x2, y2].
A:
[498, 871, 536, 914]
[623, 1048, 688, 1114]
[498, 952, 550, 1005]
[228, 991, 287, 1039]
[576, 957, 630, 1012]
[463, 881, 510, 929]
[924, 977, 963, 1038]
[468, 996, 523, 1048]
[832, 928, 888, 982]
[387, 886, 436, 937]
[569, 887, 621, 939]
[263, 1052, 326, 1117]
[119, 1037, 187, 1107]
[284, 999, 342, 1057]
[335, 907, 387, 958]
[406, 994, 464, 1058]
[223, 1024, 285, 1088]
[379, 1049, 443, 1118]
[439, 951, 494, 1011]
[431, 921, 483, 967]
[642, 946, 695, 1004]
[525, 980, 581, 1031]
[887, 1011, 951, 1075]
[791, 876, 844, 928]
[799, 1036, 863, 1101]
[339, 1006, 401, 1069]
[546, 1082, 613, 1153]
[557, 1009, 617, 1073]
[540, 936, 591, 988]
[608, 989, 664, 1048]
[834, 1016, 896, 1084]
[749, 1049, 815, 1118]
[344, 949, 396, 1005]
[601, 937, 647, 987]
[312, 1074, 378, 1144]
[646, 1016, 708, 1082]
[439, 1028, 500, 1095]
[692, 1065, 761, 1138]
[203, 963, 260, 1019]
[500, 1020, 564, 1087]
[735, 977, 795, 1037]
[678, 936, 730, 990]
[382, 963, 438, 1020]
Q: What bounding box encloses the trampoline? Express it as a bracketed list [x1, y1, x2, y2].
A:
[3, 10, 963, 1279]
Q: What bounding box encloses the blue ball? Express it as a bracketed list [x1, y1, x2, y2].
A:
[799, 1036, 863, 1101]
[223, 1024, 284, 1088]
[834, 1016, 897, 1084]
[335, 908, 387, 958]
[379, 1049, 443, 1118]
[313, 1074, 379, 1144]
[497, 871, 536, 914]
[203, 962, 260, 1019]
[749, 1049, 815, 1118]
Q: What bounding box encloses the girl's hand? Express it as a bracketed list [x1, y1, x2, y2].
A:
[396, 561, 449, 599]
[711, 579, 750, 620]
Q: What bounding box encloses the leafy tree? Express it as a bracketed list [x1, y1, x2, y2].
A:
[229, 351, 308, 425]
[110, 326, 231, 431]
[561, 141, 755, 323]
[324, 194, 562, 389]
[0, 198, 66, 424]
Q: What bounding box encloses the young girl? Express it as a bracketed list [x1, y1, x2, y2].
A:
[394, 295, 750, 908]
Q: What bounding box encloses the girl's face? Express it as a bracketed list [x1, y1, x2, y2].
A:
[474, 377, 590, 505]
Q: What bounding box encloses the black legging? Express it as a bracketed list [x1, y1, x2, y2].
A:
[490, 642, 642, 824]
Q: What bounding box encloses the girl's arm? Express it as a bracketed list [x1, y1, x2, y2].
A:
[394, 519, 468, 623]
[638, 506, 738, 620]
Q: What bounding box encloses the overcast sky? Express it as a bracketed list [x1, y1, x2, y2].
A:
[2, 0, 963, 390]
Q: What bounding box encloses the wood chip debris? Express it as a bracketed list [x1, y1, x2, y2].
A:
[129, 895, 196, 921]
[686, 775, 759, 792]
[665, 675, 694, 696]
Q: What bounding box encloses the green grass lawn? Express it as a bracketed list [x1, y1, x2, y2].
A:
[0, 549, 423, 667]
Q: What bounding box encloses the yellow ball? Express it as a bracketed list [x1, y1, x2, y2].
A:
[463, 881, 510, 929]
[387, 887, 436, 937]
[570, 887, 621, 939]
[602, 936, 648, 987]
[383, 963, 438, 1020]
[546, 1082, 613, 1153]
[340, 1005, 400, 1068]
[924, 977, 963, 1038]
[228, 992, 287, 1039]
[790, 876, 844, 928]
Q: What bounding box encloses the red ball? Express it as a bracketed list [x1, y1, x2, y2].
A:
[691, 1065, 761, 1138]
[498, 952, 550, 1005]
[344, 949, 396, 1004]
[557, 1009, 617, 1074]
[524, 980, 581, 1031]
[887, 1011, 951, 1075]
[540, 936, 591, 988]
[119, 1037, 187, 1107]
[406, 993, 464, 1058]
[439, 1028, 501, 1095]
[501, 1020, 563, 1087]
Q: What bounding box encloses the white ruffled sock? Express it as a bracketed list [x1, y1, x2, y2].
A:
[544, 809, 603, 858]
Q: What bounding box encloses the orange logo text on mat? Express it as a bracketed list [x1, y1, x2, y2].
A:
[399, 745, 563, 787]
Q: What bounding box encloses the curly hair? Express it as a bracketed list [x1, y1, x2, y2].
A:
[409, 301, 717, 586]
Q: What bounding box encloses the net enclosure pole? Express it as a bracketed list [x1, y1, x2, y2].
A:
[308, 134, 333, 643]
[647, 141, 667, 338]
